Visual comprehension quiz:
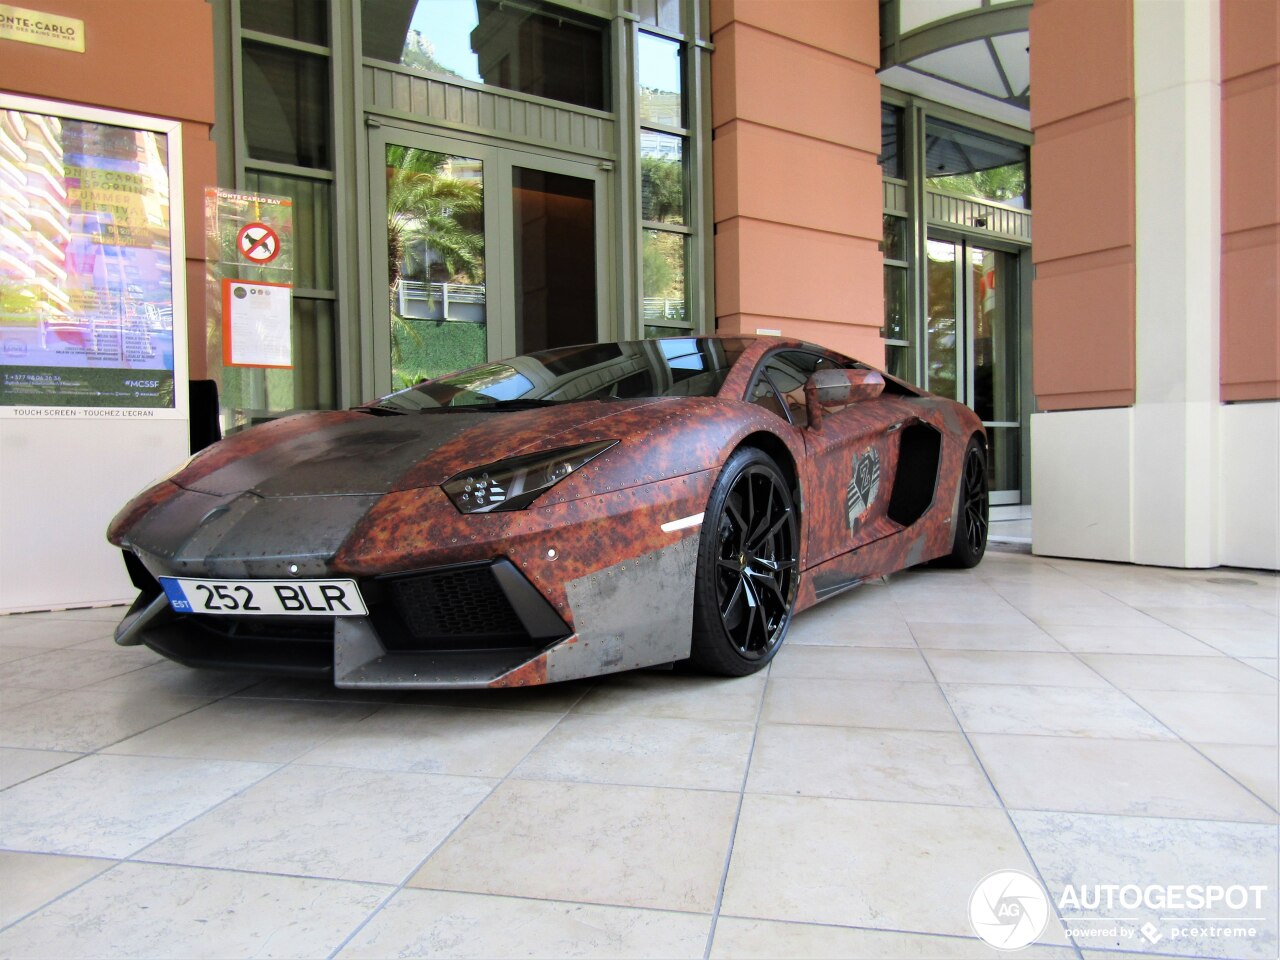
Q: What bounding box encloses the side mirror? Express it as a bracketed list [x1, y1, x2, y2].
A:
[804, 368, 885, 430]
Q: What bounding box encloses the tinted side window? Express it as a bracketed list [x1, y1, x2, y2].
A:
[764, 352, 836, 427]
[750, 376, 788, 422]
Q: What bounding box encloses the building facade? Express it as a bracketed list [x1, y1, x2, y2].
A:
[0, 0, 1275, 582]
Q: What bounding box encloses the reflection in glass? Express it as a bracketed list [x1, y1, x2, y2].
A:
[375, 338, 754, 409]
[884, 344, 909, 381]
[240, 0, 328, 45]
[970, 246, 1018, 423]
[925, 117, 1028, 207]
[986, 425, 1020, 494]
[640, 131, 685, 224]
[385, 144, 487, 387]
[879, 104, 904, 179]
[881, 214, 908, 261]
[242, 41, 331, 168]
[512, 167, 596, 354]
[633, 0, 681, 31]
[926, 239, 958, 400]
[638, 32, 683, 127]
[883, 267, 907, 341]
[361, 0, 609, 111]
[643, 229, 687, 329]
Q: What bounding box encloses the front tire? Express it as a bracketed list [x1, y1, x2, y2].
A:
[688, 447, 799, 676]
[939, 437, 989, 568]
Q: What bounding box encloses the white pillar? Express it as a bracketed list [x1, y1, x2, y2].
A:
[1131, 0, 1221, 567]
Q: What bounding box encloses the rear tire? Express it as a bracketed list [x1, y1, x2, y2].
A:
[688, 447, 799, 676]
[938, 437, 989, 568]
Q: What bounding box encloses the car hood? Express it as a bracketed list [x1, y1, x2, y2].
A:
[174, 400, 664, 499]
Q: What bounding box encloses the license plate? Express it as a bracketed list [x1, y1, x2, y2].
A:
[159, 577, 367, 617]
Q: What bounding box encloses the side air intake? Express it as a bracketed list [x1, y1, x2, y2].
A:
[887, 422, 942, 527]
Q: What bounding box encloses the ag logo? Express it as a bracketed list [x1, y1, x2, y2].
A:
[846, 448, 880, 529]
[968, 870, 1050, 951]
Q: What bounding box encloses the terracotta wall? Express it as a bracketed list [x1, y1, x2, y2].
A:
[0, 0, 216, 378]
[1221, 0, 1279, 402]
[709, 0, 884, 363]
[1028, 0, 1136, 411]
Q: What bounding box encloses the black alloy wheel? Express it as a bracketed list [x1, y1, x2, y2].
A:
[940, 437, 989, 568]
[689, 447, 799, 675]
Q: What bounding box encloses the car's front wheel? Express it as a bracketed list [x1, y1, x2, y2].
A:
[938, 436, 989, 568]
[689, 447, 799, 676]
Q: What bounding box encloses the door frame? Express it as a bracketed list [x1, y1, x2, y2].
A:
[366, 121, 614, 394]
[925, 227, 1030, 504]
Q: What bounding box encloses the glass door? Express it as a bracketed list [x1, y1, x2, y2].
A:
[369, 127, 609, 391]
[926, 234, 1024, 502]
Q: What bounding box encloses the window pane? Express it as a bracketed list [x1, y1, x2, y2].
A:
[881, 214, 907, 261]
[926, 238, 958, 400]
[384, 145, 487, 386]
[879, 104, 903, 179]
[642, 229, 686, 327]
[633, 0, 681, 31]
[242, 41, 331, 169]
[640, 131, 685, 224]
[362, 0, 609, 112]
[970, 246, 1019, 423]
[512, 167, 596, 353]
[883, 266, 907, 342]
[244, 172, 333, 290]
[222, 297, 337, 413]
[925, 117, 1028, 207]
[241, 0, 328, 45]
[638, 32, 683, 127]
[885, 343, 910, 381]
[986, 425, 1021, 495]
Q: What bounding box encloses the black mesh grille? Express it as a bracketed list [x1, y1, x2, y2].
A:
[186, 615, 334, 643]
[389, 566, 524, 641]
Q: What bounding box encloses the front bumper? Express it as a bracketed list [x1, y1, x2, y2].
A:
[114, 471, 714, 687]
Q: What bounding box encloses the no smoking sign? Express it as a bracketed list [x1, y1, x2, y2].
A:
[236, 222, 281, 265]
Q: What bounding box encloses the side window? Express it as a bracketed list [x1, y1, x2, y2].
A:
[749, 376, 788, 422]
[764, 352, 833, 427]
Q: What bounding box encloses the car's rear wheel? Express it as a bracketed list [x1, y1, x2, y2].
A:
[939, 437, 989, 568]
[689, 447, 799, 676]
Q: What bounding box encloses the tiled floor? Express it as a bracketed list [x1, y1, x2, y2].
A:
[0, 550, 1276, 959]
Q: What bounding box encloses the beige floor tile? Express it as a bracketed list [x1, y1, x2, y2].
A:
[0, 689, 220, 752]
[1244, 657, 1280, 679]
[1013, 810, 1278, 959]
[572, 670, 765, 722]
[0, 647, 157, 691]
[943, 684, 1175, 739]
[514, 713, 752, 791]
[769, 645, 933, 682]
[1019, 603, 1167, 628]
[710, 918, 1075, 959]
[1125, 689, 1278, 746]
[747, 723, 996, 806]
[0, 851, 114, 928]
[300, 703, 560, 777]
[0, 747, 81, 789]
[235, 676, 592, 714]
[1041, 623, 1219, 656]
[1195, 743, 1279, 810]
[721, 795, 1068, 940]
[409, 779, 738, 912]
[924, 650, 1108, 687]
[786, 611, 916, 647]
[141, 764, 493, 884]
[0, 861, 385, 960]
[0, 686, 55, 709]
[763, 677, 960, 731]
[1080, 653, 1277, 694]
[0, 754, 275, 858]
[896, 601, 1035, 626]
[0, 617, 118, 648]
[0, 645, 45, 665]
[338, 889, 709, 959]
[102, 697, 379, 763]
[1139, 604, 1278, 633]
[971, 733, 1276, 822]
[908, 622, 1065, 652]
[1183, 626, 1280, 658]
[85, 660, 262, 697]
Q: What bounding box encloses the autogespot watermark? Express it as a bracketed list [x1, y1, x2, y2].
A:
[967, 871, 1270, 951]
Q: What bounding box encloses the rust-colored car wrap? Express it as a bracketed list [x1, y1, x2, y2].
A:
[107, 337, 985, 688]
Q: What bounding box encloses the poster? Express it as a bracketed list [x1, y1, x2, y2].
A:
[0, 105, 178, 409]
[221, 279, 292, 368]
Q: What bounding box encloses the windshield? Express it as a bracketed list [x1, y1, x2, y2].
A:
[372, 338, 752, 412]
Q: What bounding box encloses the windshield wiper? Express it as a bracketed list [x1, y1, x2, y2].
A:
[359, 403, 409, 416]
[458, 398, 562, 411]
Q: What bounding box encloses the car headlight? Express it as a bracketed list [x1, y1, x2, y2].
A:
[441, 440, 618, 514]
